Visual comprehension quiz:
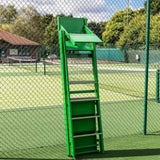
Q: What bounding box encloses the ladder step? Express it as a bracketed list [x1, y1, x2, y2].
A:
[75, 149, 98, 155]
[75, 144, 98, 150]
[74, 131, 102, 138]
[72, 114, 100, 120]
[70, 90, 95, 94]
[70, 97, 98, 102]
[69, 80, 96, 84]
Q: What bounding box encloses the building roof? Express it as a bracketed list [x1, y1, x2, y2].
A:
[0, 30, 40, 46]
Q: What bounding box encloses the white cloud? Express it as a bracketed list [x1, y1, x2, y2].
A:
[75, 11, 112, 22]
[1, 0, 110, 22]
[1, 0, 145, 22]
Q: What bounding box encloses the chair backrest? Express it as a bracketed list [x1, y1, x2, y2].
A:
[57, 17, 87, 33]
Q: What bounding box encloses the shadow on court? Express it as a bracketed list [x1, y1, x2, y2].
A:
[77, 148, 160, 159]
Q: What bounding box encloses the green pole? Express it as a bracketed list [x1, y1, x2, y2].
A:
[156, 69, 159, 103]
[35, 59, 37, 73]
[21, 45, 22, 56]
[43, 46, 46, 75]
[143, 0, 151, 135]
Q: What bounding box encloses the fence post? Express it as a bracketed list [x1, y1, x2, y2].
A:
[156, 69, 159, 103]
[43, 46, 46, 75]
[143, 0, 151, 135]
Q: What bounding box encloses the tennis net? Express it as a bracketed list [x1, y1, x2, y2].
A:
[44, 61, 156, 100]
[7, 56, 37, 64]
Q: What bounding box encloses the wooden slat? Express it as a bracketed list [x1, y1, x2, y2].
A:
[75, 144, 98, 149]
[69, 33, 102, 43]
[69, 80, 96, 84]
[74, 131, 101, 138]
[70, 90, 95, 94]
[76, 149, 98, 155]
[70, 97, 98, 102]
[72, 114, 100, 120]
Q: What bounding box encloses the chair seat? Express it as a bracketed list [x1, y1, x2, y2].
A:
[69, 33, 102, 43]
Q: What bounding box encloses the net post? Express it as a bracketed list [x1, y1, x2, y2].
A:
[156, 69, 159, 103]
[143, 0, 151, 135]
[35, 59, 37, 73]
[43, 46, 46, 75]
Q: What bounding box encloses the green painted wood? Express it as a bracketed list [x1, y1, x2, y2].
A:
[75, 149, 98, 155]
[74, 131, 102, 138]
[92, 46, 104, 153]
[71, 101, 95, 117]
[70, 90, 95, 94]
[58, 30, 70, 156]
[70, 97, 98, 102]
[75, 144, 98, 149]
[62, 31, 75, 157]
[58, 17, 86, 33]
[66, 41, 93, 51]
[74, 136, 96, 150]
[73, 119, 96, 133]
[69, 80, 96, 84]
[72, 114, 100, 120]
[58, 17, 104, 158]
[69, 33, 102, 43]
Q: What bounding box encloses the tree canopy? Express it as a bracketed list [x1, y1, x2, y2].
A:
[88, 21, 107, 39]
[102, 9, 135, 46]
[9, 5, 44, 43]
[116, 15, 146, 48]
[0, 5, 17, 24]
[145, 0, 160, 15]
[1, 1, 160, 48]
[102, 0, 160, 48]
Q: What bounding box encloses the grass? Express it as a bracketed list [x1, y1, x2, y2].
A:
[0, 62, 160, 159]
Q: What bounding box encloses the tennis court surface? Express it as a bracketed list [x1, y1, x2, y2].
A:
[0, 60, 160, 159]
[1, 0, 160, 159]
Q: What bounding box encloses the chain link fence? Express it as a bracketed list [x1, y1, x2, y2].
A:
[0, 0, 160, 159]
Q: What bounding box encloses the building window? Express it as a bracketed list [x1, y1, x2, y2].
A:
[9, 49, 18, 56]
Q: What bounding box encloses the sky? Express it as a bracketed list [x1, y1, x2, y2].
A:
[1, 0, 146, 22]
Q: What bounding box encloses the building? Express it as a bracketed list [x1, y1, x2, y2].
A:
[0, 30, 40, 62]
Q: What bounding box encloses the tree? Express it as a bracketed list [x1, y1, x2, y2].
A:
[102, 9, 135, 46]
[43, 18, 58, 46]
[0, 24, 12, 32]
[0, 5, 5, 24]
[145, 0, 160, 15]
[116, 15, 146, 48]
[41, 14, 54, 29]
[116, 12, 160, 48]
[87, 21, 107, 40]
[4, 5, 17, 24]
[98, 21, 107, 40]
[150, 13, 160, 44]
[88, 21, 98, 34]
[10, 5, 44, 43]
[43, 14, 72, 46]
[0, 5, 17, 24]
